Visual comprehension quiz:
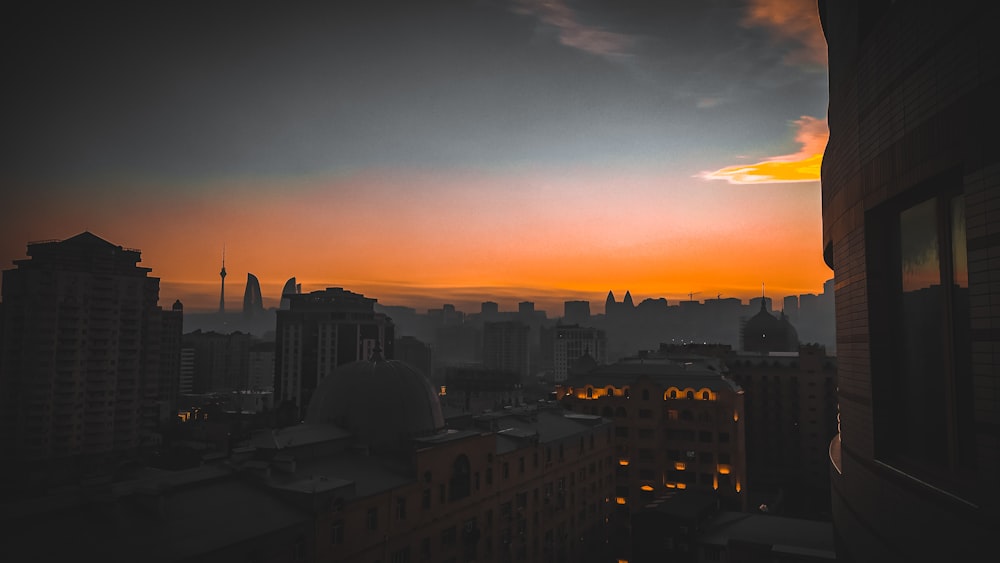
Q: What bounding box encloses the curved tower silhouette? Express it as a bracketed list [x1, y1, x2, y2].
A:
[279, 277, 300, 310]
[243, 273, 264, 316]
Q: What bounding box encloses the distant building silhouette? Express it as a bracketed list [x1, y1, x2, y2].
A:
[0, 232, 182, 493]
[822, 1, 995, 560]
[482, 320, 530, 383]
[278, 276, 300, 310]
[740, 299, 799, 353]
[552, 323, 607, 382]
[563, 299, 591, 325]
[242, 272, 264, 317]
[218, 248, 227, 314]
[274, 287, 394, 421]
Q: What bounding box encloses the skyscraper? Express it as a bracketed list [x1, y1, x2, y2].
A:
[482, 320, 530, 383]
[274, 287, 394, 420]
[242, 272, 264, 317]
[0, 232, 182, 491]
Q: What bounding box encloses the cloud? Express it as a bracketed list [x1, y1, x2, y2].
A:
[509, 0, 635, 59]
[699, 115, 828, 184]
[741, 0, 827, 67]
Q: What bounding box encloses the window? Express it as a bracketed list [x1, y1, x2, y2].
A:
[396, 497, 407, 520]
[367, 507, 378, 530]
[639, 409, 652, 419]
[503, 462, 510, 479]
[450, 455, 471, 500]
[867, 183, 974, 489]
[719, 432, 730, 443]
[642, 389, 650, 400]
[442, 526, 457, 546]
[422, 488, 431, 509]
[390, 547, 411, 563]
[331, 521, 344, 544]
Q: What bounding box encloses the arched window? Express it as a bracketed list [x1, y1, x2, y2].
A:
[686, 390, 695, 399]
[606, 386, 615, 397]
[669, 389, 678, 399]
[449, 455, 471, 501]
[586, 387, 593, 398]
[642, 389, 650, 400]
[623, 387, 630, 399]
[701, 391, 710, 400]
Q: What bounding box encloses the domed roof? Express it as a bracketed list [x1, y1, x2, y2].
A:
[742, 303, 799, 353]
[305, 353, 444, 451]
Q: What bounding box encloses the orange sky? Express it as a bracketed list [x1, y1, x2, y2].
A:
[0, 0, 833, 317]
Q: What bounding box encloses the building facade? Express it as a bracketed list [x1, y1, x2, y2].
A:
[821, 1, 997, 560]
[274, 287, 394, 420]
[552, 324, 607, 383]
[483, 320, 531, 383]
[0, 232, 182, 492]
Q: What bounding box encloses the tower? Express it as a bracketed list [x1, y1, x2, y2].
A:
[218, 246, 226, 314]
[0, 232, 182, 489]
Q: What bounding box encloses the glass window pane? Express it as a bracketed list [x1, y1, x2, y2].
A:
[951, 195, 968, 289]
[900, 198, 940, 292]
[898, 197, 947, 466]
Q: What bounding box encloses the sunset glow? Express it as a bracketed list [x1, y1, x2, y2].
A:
[1, 1, 832, 316]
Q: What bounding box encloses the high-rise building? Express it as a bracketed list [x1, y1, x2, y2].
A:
[563, 300, 591, 325]
[483, 320, 530, 383]
[0, 232, 182, 491]
[274, 287, 394, 420]
[242, 272, 264, 317]
[821, 1, 996, 560]
[552, 324, 607, 382]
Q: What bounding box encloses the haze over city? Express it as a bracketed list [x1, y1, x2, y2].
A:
[1, 0, 831, 314]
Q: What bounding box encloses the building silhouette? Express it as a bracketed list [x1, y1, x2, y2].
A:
[563, 300, 591, 326]
[278, 276, 300, 310]
[740, 299, 800, 353]
[552, 324, 607, 383]
[483, 320, 531, 384]
[726, 344, 838, 519]
[242, 272, 264, 317]
[821, 1, 996, 560]
[0, 232, 182, 494]
[274, 287, 395, 421]
[218, 248, 227, 314]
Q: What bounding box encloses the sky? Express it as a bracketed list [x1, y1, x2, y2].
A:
[1, 0, 832, 316]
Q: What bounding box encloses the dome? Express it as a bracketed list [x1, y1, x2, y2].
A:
[305, 354, 444, 451]
[742, 303, 799, 353]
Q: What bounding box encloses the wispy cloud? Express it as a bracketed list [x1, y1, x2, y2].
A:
[699, 115, 828, 184]
[509, 0, 635, 59]
[742, 0, 827, 67]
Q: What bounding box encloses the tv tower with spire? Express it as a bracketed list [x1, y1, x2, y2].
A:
[218, 245, 227, 314]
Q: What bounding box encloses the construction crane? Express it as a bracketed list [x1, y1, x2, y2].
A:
[688, 291, 701, 302]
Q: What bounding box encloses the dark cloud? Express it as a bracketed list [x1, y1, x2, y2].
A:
[1, 0, 827, 192]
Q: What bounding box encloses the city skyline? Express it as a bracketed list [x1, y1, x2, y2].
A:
[1, 1, 831, 315]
